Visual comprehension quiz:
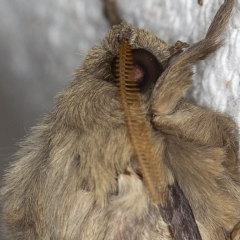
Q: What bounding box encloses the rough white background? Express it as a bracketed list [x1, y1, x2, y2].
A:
[0, 0, 240, 236]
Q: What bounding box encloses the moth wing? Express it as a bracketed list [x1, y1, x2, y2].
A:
[160, 182, 202, 240]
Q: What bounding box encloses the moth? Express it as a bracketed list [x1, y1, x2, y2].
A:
[1, 0, 240, 239]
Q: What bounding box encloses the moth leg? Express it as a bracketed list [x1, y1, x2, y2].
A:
[198, 0, 203, 6]
[103, 0, 122, 26]
[151, 0, 235, 115]
[152, 100, 239, 176]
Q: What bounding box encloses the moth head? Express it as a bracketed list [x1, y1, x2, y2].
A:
[82, 22, 175, 98]
[62, 22, 186, 129]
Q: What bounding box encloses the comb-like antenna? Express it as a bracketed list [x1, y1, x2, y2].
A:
[115, 39, 164, 204]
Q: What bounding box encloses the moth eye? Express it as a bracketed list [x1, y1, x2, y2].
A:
[132, 49, 163, 93]
[111, 49, 164, 93]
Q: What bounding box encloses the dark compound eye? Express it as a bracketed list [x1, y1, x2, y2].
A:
[111, 49, 164, 93]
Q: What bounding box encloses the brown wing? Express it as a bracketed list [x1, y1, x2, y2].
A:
[159, 182, 202, 239]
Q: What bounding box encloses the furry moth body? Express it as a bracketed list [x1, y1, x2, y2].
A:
[1, 0, 240, 239]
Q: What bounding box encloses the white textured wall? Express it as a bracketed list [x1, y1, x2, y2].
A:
[0, 1, 239, 235]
